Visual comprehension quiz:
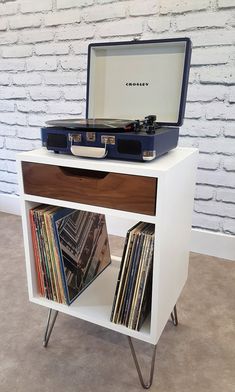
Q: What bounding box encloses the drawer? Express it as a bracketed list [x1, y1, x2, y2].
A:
[22, 162, 157, 215]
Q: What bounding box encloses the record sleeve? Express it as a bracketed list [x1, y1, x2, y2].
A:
[127, 233, 149, 328]
[39, 206, 58, 301]
[126, 223, 153, 328]
[30, 208, 44, 296]
[53, 208, 111, 305]
[33, 206, 52, 299]
[122, 231, 144, 326]
[133, 231, 154, 330]
[110, 222, 140, 323]
[115, 224, 143, 324]
[44, 206, 64, 303]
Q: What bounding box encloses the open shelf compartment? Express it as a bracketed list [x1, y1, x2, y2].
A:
[31, 257, 152, 343]
[22, 199, 154, 344]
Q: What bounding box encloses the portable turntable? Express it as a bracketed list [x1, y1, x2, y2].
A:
[41, 38, 192, 161]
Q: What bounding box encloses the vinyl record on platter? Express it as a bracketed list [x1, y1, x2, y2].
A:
[45, 118, 134, 130]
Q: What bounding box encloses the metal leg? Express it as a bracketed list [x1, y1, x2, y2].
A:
[127, 336, 157, 389]
[43, 308, 59, 347]
[170, 305, 178, 326]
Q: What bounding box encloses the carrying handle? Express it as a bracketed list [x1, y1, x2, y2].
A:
[70, 145, 107, 159]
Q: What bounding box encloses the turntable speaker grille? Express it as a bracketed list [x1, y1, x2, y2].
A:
[47, 133, 67, 149]
[117, 139, 141, 155]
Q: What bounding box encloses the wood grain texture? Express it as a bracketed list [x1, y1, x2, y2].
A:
[22, 162, 157, 215]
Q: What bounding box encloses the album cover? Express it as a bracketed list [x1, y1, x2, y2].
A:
[52, 208, 111, 305]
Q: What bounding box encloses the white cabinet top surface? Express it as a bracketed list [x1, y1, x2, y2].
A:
[17, 147, 198, 177]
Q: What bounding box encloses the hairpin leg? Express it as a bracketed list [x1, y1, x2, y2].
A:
[127, 336, 157, 389]
[43, 308, 59, 347]
[170, 305, 178, 326]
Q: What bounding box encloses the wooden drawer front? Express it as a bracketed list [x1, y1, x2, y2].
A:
[22, 162, 157, 215]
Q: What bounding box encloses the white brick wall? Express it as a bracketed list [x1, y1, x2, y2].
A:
[0, 0, 234, 235]
[20, 0, 53, 14]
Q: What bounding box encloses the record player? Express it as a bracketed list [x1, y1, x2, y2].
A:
[41, 38, 192, 161]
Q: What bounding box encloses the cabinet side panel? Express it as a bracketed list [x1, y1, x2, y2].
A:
[151, 151, 198, 343]
[16, 160, 38, 299]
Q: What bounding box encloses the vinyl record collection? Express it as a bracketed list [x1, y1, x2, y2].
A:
[110, 222, 154, 331]
[30, 205, 111, 305]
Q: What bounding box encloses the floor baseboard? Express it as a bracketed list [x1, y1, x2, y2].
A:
[191, 228, 235, 261]
[0, 194, 21, 215]
[1, 194, 234, 261]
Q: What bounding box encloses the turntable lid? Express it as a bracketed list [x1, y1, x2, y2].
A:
[86, 38, 191, 127]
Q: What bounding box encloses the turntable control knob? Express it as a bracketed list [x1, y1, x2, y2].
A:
[145, 115, 156, 125]
[133, 120, 140, 132]
[146, 125, 155, 134]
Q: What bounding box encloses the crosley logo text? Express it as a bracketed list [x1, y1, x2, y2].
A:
[125, 82, 149, 86]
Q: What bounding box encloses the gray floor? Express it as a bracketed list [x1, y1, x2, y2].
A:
[0, 211, 234, 392]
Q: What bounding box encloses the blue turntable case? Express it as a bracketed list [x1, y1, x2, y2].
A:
[41, 38, 192, 161]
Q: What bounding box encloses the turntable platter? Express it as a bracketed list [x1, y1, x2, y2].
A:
[46, 118, 134, 130]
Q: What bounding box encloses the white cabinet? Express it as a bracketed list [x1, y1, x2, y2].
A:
[17, 147, 198, 386]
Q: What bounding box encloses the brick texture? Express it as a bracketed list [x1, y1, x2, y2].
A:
[160, 0, 210, 14]
[0, 0, 234, 235]
[83, 4, 126, 22]
[20, 0, 53, 14]
[0, 2, 18, 16]
[44, 10, 81, 27]
[9, 14, 42, 29]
